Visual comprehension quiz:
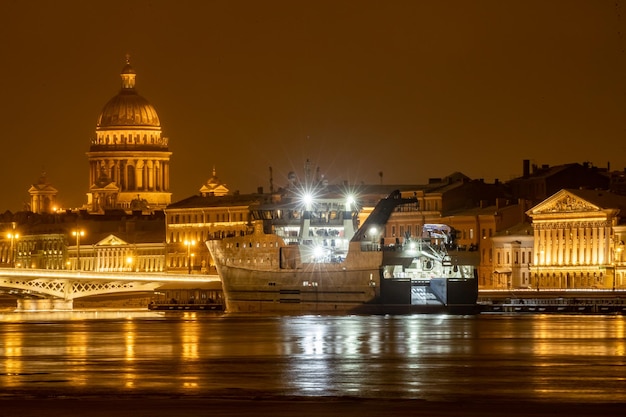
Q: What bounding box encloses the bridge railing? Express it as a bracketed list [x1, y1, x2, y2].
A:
[0, 267, 220, 283]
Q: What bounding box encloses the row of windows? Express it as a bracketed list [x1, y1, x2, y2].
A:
[95, 132, 162, 145]
[495, 250, 533, 265]
[225, 241, 280, 249]
[169, 212, 246, 224]
[169, 229, 248, 244]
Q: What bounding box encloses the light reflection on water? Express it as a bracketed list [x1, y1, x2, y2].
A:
[0, 311, 624, 403]
[0, 309, 164, 322]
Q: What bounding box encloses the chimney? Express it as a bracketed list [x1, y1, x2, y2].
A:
[523, 159, 530, 177]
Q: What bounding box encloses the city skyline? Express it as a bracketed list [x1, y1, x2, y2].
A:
[1, 0, 625, 212]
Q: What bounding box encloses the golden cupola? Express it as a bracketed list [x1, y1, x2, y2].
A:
[86, 56, 172, 213]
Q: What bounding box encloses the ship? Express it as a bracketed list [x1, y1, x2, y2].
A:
[206, 190, 479, 314]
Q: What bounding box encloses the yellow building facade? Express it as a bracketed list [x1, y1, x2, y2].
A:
[527, 189, 626, 290]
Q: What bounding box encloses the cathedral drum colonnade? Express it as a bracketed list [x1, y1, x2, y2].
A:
[86, 56, 172, 213]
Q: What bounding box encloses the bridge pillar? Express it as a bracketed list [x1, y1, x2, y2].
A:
[16, 299, 73, 311]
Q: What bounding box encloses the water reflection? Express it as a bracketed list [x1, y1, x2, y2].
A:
[2, 324, 23, 388]
[0, 312, 625, 403]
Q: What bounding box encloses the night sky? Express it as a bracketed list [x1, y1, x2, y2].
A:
[1, 0, 625, 212]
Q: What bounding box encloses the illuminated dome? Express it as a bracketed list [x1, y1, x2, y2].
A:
[96, 58, 161, 129]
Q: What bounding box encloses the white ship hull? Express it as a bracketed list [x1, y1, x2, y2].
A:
[207, 232, 382, 313]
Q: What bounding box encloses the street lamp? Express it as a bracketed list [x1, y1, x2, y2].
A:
[126, 255, 134, 272]
[184, 239, 196, 274]
[72, 229, 85, 270]
[7, 230, 19, 267]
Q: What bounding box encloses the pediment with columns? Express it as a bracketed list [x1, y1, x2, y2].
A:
[89, 182, 120, 192]
[95, 234, 129, 247]
[528, 189, 601, 216]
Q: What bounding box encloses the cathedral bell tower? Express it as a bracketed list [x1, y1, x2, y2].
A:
[86, 56, 172, 213]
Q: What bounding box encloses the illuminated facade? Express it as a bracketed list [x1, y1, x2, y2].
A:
[86, 57, 171, 213]
[66, 234, 166, 272]
[490, 223, 534, 289]
[199, 167, 229, 197]
[28, 172, 58, 214]
[165, 194, 256, 274]
[527, 189, 626, 290]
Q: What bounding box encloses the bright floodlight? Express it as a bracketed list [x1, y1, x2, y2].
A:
[313, 246, 325, 259]
[346, 195, 355, 211]
[303, 192, 314, 211]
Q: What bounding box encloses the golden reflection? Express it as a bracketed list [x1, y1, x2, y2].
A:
[2, 328, 23, 387]
[124, 320, 136, 361]
[66, 329, 88, 388]
[123, 320, 137, 389]
[530, 316, 626, 357]
[66, 330, 88, 356]
[181, 321, 199, 360]
[615, 316, 625, 356]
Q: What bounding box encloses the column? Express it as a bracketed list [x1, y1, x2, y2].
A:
[580, 225, 586, 265]
[142, 161, 148, 191]
[96, 248, 101, 272]
[551, 227, 557, 266]
[135, 161, 143, 190]
[118, 160, 125, 191]
[598, 224, 605, 265]
[547, 227, 554, 265]
[592, 224, 598, 265]
[557, 226, 564, 265]
[164, 162, 170, 190]
[155, 161, 161, 191]
[564, 224, 571, 265]
[571, 225, 578, 265]
[113, 160, 120, 188]
[147, 160, 154, 191]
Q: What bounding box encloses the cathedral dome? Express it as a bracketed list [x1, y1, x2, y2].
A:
[96, 58, 161, 129]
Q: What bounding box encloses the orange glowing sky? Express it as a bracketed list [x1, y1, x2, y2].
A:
[0, 0, 625, 211]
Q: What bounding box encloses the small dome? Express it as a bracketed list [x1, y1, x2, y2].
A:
[96, 57, 160, 129]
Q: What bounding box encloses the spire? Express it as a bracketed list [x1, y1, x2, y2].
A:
[120, 54, 136, 90]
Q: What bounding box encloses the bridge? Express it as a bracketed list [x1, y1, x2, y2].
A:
[0, 268, 221, 311]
